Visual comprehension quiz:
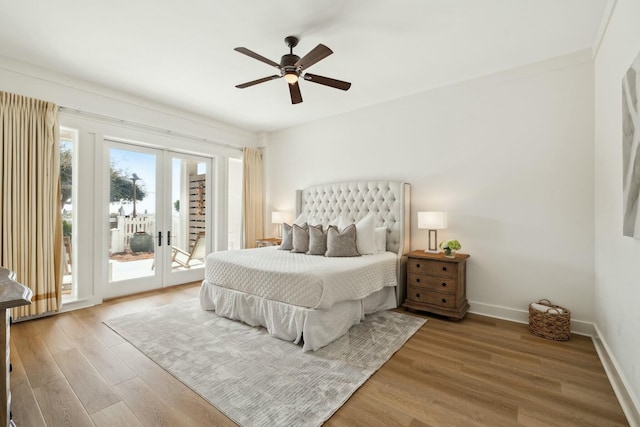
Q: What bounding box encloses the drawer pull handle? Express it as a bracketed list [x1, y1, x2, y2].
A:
[441, 298, 447, 303]
[416, 263, 420, 268]
[416, 293, 421, 298]
[441, 282, 447, 287]
[442, 267, 447, 271]
[416, 278, 420, 283]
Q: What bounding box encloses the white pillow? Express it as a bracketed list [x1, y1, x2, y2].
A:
[353, 214, 377, 255]
[336, 215, 352, 231]
[308, 216, 323, 227]
[337, 215, 377, 255]
[374, 227, 387, 253]
[293, 213, 307, 226]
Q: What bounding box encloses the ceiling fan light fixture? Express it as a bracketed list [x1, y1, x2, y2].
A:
[284, 71, 298, 84]
[234, 36, 350, 104]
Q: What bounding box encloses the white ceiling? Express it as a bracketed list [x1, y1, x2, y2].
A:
[0, 0, 608, 132]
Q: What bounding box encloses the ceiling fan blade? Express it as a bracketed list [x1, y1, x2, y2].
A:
[294, 44, 333, 70]
[235, 75, 282, 89]
[288, 81, 303, 104]
[303, 73, 351, 91]
[234, 47, 280, 69]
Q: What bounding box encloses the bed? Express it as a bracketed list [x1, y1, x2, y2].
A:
[199, 181, 410, 351]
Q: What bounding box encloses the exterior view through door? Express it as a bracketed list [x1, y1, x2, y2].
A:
[106, 142, 211, 298]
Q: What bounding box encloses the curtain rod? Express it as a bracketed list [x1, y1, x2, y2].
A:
[58, 106, 243, 152]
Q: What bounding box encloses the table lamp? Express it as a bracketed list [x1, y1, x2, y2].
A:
[417, 211, 447, 253]
[271, 211, 293, 237]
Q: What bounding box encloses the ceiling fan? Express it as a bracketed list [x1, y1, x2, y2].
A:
[234, 36, 351, 105]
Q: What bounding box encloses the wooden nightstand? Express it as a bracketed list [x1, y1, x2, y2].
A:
[255, 237, 282, 248]
[402, 250, 470, 319]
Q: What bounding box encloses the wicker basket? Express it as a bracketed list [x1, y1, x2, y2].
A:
[528, 299, 571, 341]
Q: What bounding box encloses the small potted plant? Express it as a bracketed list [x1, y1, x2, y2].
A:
[439, 239, 461, 258]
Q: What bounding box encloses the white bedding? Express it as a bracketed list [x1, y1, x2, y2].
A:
[204, 246, 398, 310]
[199, 282, 397, 351]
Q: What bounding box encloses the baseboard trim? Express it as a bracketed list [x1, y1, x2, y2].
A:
[469, 301, 639, 426]
[468, 301, 595, 336]
[592, 324, 640, 427]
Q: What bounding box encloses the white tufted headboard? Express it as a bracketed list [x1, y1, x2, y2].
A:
[295, 181, 411, 304]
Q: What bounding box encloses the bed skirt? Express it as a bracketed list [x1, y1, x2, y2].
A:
[199, 281, 397, 352]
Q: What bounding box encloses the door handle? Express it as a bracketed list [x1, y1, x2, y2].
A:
[167, 231, 171, 246]
[158, 231, 162, 246]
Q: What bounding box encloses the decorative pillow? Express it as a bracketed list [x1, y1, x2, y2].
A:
[307, 225, 328, 255]
[308, 216, 323, 227]
[337, 215, 354, 231]
[293, 213, 307, 226]
[375, 227, 387, 253]
[356, 214, 377, 255]
[291, 223, 310, 253]
[325, 224, 360, 257]
[279, 223, 293, 250]
[339, 214, 376, 255]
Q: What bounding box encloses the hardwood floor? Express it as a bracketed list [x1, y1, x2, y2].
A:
[10, 283, 628, 426]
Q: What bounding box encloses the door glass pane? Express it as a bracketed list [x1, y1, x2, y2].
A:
[60, 128, 76, 300]
[228, 158, 242, 250]
[108, 148, 157, 282]
[170, 158, 207, 270]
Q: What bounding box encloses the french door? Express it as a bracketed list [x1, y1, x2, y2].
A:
[105, 141, 212, 298]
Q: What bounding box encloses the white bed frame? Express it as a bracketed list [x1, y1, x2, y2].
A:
[295, 181, 411, 305]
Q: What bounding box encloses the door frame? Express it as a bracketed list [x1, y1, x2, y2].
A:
[102, 140, 213, 299]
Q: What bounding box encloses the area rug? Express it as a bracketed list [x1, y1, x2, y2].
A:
[104, 300, 425, 427]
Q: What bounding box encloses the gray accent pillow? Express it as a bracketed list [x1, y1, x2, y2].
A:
[279, 223, 293, 250]
[291, 223, 310, 253]
[326, 224, 360, 257]
[307, 225, 328, 255]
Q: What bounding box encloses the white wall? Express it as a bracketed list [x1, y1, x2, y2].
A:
[266, 51, 595, 328]
[594, 0, 640, 417]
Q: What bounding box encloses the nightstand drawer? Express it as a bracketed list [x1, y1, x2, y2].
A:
[408, 257, 457, 278]
[407, 273, 456, 293]
[407, 286, 457, 308]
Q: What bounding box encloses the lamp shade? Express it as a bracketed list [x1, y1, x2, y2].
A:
[417, 211, 447, 229]
[271, 211, 293, 224]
